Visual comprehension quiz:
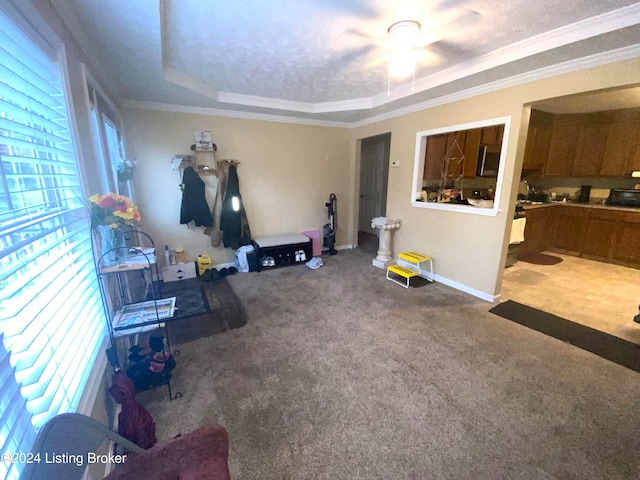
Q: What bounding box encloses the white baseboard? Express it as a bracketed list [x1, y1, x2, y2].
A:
[431, 273, 498, 302]
[336, 244, 354, 250]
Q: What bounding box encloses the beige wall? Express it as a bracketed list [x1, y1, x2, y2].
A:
[123, 109, 353, 267]
[121, 59, 639, 297]
[350, 58, 640, 299]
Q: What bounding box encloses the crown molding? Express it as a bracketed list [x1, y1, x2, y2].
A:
[125, 42, 640, 129]
[120, 100, 353, 128]
[160, 2, 640, 115]
[352, 43, 640, 128]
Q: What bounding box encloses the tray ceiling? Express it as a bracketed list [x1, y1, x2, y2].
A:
[51, 0, 640, 125]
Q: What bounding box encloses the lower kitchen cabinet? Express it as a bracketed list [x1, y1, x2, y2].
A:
[612, 213, 640, 265]
[518, 206, 558, 258]
[521, 205, 640, 268]
[553, 207, 588, 254]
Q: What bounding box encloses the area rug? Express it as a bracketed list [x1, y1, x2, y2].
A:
[163, 277, 247, 345]
[518, 252, 563, 265]
[490, 300, 640, 372]
[155, 279, 210, 321]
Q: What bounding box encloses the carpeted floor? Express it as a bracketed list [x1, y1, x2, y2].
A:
[137, 248, 640, 480]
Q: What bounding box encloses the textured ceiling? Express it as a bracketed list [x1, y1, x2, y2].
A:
[51, 0, 640, 124]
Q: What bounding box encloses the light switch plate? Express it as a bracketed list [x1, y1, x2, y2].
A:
[391, 160, 400, 168]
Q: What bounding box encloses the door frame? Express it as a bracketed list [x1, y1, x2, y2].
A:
[357, 132, 391, 239]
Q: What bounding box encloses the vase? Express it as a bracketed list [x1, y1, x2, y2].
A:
[98, 225, 127, 267]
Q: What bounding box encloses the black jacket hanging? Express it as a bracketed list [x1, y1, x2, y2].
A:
[180, 166, 213, 227]
[220, 165, 252, 249]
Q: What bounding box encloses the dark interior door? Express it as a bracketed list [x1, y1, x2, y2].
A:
[359, 133, 391, 235]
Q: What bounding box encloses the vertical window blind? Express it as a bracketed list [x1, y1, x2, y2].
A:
[0, 9, 107, 480]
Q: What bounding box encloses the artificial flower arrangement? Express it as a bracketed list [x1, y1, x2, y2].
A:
[88, 193, 141, 229]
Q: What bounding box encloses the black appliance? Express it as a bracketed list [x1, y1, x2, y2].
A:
[476, 145, 501, 177]
[607, 189, 640, 207]
[322, 193, 337, 255]
[579, 185, 591, 203]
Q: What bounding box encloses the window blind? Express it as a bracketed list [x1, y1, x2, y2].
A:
[0, 9, 107, 480]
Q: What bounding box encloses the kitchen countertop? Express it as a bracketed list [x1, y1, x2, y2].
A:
[518, 201, 640, 213]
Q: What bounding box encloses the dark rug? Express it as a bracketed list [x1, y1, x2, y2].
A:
[161, 277, 247, 345]
[155, 278, 210, 321]
[490, 300, 640, 372]
[519, 253, 563, 265]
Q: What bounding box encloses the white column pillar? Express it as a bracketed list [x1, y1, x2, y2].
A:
[370, 217, 401, 269]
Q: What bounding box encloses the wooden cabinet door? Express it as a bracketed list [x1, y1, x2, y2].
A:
[572, 121, 609, 176]
[462, 128, 481, 178]
[553, 207, 588, 253]
[423, 133, 448, 184]
[583, 218, 616, 259]
[545, 122, 579, 176]
[518, 206, 557, 257]
[612, 213, 640, 264]
[601, 109, 640, 175]
[523, 123, 551, 169]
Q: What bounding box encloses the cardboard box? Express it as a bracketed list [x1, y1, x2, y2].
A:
[162, 262, 197, 282]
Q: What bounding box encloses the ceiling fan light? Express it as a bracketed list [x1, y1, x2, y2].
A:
[390, 50, 416, 78]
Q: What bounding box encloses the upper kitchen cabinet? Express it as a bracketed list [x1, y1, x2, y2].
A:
[480, 125, 504, 145]
[544, 118, 580, 176]
[527, 107, 640, 177]
[571, 115, 611, 176]
[523, 110, 552, 170]
[601, 109, 640, 176]
[423, 133, 448, 183]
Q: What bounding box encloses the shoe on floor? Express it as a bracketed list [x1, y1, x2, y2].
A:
[306, 257, 323, 269]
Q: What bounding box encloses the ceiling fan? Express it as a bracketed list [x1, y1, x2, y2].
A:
[338, 6, 481, 81]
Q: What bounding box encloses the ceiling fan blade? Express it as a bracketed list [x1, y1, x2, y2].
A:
[417, 10, 480, 47]
[363, 53, 394, 69]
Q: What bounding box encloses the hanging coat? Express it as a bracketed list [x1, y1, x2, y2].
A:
[180, 166, 213, 226]
[220, 165, 252, 249]
[204, 163, 229, 247]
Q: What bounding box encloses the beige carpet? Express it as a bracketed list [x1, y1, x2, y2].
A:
[138, 248, 640, 479]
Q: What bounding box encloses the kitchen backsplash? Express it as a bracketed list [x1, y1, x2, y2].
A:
[520, 175, 639, 200]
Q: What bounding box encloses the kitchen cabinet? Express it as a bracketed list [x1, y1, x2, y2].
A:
[553, 207, 588, 253]
[462, 128, 481, 178]
[523, 110, 552, 170]
[571, 119, 610, 176]
[544, 120, 580, 176]
[518, 206, 558, 258]
[602, 112, 640, 176]
[612, 212, 640, 265]
[523, 108, 640, 178]
[480, 125, 504, 145]
[582, 210, 623, 260]
[423, 128, 485, 184]
[423, 133, 447, 183]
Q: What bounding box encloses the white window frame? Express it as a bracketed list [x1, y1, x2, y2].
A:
[410, 116, 511, 216]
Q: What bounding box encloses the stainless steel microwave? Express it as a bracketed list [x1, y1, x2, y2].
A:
[608, 189, 640, 207]
[476, 145, 501, 177]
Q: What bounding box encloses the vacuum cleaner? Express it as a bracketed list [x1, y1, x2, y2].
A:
[322, 193, 337, 255]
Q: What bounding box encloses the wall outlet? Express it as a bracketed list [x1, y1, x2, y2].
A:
[391, 160, 400, 168]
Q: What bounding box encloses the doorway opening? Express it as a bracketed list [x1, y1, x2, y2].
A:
[358, 133, 391, 254]
[499, 87, 640, 345]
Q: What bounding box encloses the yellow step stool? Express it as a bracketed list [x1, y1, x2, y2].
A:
[386, 264, 419, 288]
[386, 251, 434, 288]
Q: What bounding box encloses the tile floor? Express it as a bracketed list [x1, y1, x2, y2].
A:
[500, 252, 640, 344]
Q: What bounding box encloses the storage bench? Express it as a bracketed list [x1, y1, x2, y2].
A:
[254, 234, 312, 270]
